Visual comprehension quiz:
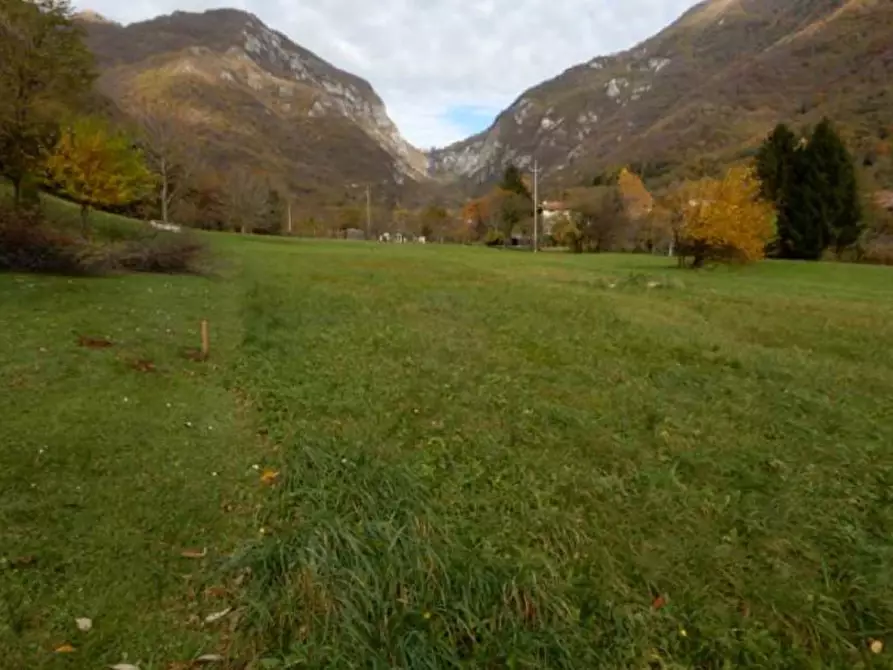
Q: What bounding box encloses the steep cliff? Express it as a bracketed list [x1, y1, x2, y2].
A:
[78, 8, 428, 199]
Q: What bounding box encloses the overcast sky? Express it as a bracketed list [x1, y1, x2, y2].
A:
[74, 0, 702, 148]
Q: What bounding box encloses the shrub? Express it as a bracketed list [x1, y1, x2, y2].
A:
[0, 204, 208, 275]
[115, 233, 209, 274]
[0, 216, 104, 275]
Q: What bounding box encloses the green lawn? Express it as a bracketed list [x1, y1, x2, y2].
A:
[3, 235, 893, 668]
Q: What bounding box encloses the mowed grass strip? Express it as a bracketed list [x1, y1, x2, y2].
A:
[0, 267, 266, 669]
[230, 241, 893, 668]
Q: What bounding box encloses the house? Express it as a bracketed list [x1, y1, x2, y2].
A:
[539, 201, 571, 235]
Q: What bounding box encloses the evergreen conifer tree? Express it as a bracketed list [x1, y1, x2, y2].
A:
[805, 118, 862, 255]
[755, 118, 862, 259]
[500, 164, 531, 200]
[756, 124, 798, 257]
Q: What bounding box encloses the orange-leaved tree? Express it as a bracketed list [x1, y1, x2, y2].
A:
[461, 197, 490, 241]
[618, 166, 668, 251]
[47, 116, 154, 234]
[617, 167, 653, 220]
[672, 166, 776, 267]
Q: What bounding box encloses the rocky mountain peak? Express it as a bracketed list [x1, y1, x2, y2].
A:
[430, 0, 892, 191]
[72, 9, 115, 24]
[79, 8, 428, 191]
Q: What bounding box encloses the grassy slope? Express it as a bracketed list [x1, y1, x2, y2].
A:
[4, 223, 893, 667]
[231, 241, 893, 667]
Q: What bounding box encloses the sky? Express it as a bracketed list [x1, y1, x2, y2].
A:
[74, 0, 702, 148]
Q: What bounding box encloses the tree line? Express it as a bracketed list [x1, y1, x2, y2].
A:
[458, 116, 886, 267]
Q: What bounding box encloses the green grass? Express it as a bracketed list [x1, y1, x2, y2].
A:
[4, 232, 893, 668]
[0, 268, 266, 668]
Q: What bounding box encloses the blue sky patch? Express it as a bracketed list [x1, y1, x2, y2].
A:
[444, 105, 498, 137]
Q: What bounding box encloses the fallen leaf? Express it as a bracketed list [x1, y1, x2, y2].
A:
[54, 643, 76, 653]
[870, 639, 884, 654]
[260, 469, 280, 485]
[195, 654, 225, 664]
[10, 555, 37, 569]
[77, 335, 113, 349]
[204, 607, 232, 624]
[129, 359, 156, 373]
[651, 596, 667, 610]
[180, 548, 207, 559]
[75, 617, 92, 632]
[204, 586, 228, 598]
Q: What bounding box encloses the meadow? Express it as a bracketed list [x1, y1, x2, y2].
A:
[3, 229, 893, 668]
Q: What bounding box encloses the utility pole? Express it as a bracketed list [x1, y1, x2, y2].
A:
[532, 160, 540, 253]
[365, 184, 372, 240]
[287, 201, 292, 235]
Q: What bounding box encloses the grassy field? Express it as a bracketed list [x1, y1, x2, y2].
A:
[3, 232, 893, 668]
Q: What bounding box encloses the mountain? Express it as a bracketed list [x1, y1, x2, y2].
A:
[76, 9, 428, 202]
[430, 0, 893, 192]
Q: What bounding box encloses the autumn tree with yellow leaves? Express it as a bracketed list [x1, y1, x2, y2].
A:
[671, 166, 776, 268]
[47, 116, 154, 234]
[617, 167, 653, 221]
[617, 167, 671, 251]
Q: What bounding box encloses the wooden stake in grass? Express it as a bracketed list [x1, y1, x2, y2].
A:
[200, 319, 210, 360]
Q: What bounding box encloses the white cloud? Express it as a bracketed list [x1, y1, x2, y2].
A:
[75, 0, 702, 147]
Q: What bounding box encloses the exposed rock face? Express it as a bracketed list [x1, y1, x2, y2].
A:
[80, 8, 427, 198]
[429, 0, 893, 189]
[236, 16, 427, 178]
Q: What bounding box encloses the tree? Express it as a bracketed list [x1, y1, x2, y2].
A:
[803, 118, 862, 255]
[564, 186, 630, 252]
[337, 205, 363, 235]
[176, 169, 225, 230]
[755, 124, 798, 257]
[220, 166, 269, 234]
[617, 167, 656, 250]
[46, 116, 154, 234]
[461, 198, 490, 241]
[254, 187, 285, 235]
[494, 189, 529, 245]
[617, 167, 653, 220]
[673, 166, 776, 268]
[0, 0, 94, 206]
[391, 206, 412, 234]
[755, 123, 798, 204]
[755, 119, 863, 259]
[419, 203, 449, 240]
[550, 212, 584, 252]
[500, 164, 531, 200]
[135, 99, 201, 224]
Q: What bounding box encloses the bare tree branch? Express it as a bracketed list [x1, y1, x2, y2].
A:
[134, 98, 201, 223]
[220, 166, 268, 234]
